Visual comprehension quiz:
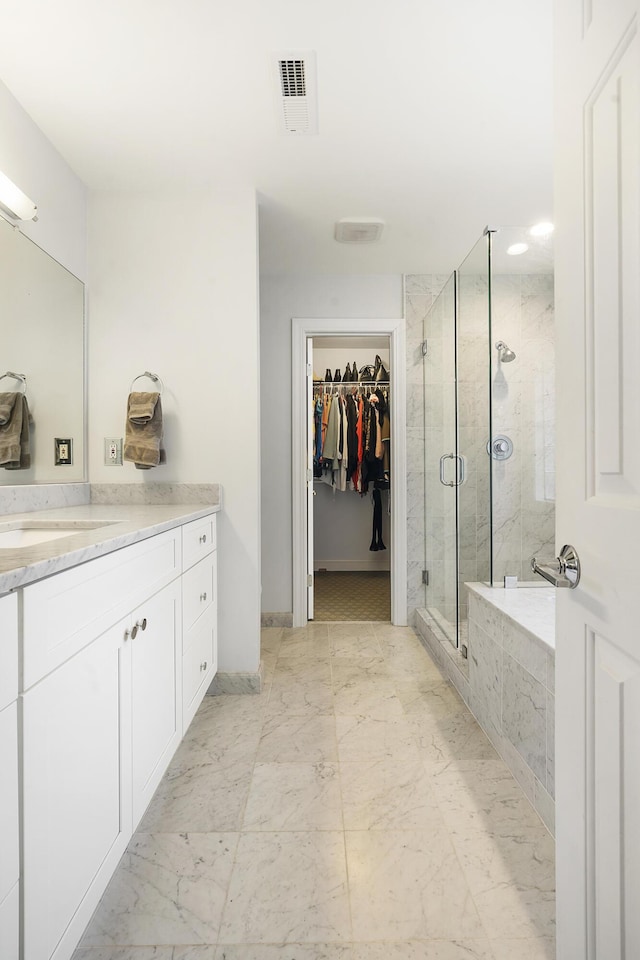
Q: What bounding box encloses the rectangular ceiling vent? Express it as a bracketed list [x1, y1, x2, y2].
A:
[273, 51, 318, 135]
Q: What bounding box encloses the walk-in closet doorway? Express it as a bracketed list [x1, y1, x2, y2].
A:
[291, 317, 407, 629]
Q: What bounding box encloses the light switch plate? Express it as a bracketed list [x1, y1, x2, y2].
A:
[104, 437, 123, 466]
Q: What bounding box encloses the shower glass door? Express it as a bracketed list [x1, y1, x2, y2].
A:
[423, 272, 458, 646]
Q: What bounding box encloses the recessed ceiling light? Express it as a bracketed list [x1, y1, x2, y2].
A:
[506, 243, 528, 256]
[530, 222, 554, 237]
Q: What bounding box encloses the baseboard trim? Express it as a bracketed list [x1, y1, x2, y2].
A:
[314, 561, 391, 572]
[261, 612, 294, 627]
[207, 663, 264, 695]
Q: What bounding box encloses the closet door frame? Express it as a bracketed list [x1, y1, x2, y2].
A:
[291, 317, 407, 628]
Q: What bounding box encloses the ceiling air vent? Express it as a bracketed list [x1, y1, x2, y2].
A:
[273, 51, 318, 135]
[335, 218, 386, 243]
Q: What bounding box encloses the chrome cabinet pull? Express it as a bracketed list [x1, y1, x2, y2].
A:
[531, 544, 581, 589]
[200, 592, 207, 602]
[124, 628, 131, 642]
[199, 533, 207, 544]
[439, 453, 455, 487]
[139, 618, 147, 631]
[131, 623, 138, 639]
[200, 660, 208, 672]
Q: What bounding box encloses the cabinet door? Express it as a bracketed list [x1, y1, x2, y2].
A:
[131, 579, 182, 826]
[22, 619, 131, 960]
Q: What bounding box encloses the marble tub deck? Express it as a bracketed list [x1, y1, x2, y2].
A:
[73, 621, 555, 960]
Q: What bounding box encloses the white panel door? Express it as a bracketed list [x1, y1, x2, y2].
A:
[554, 0, 640, 957]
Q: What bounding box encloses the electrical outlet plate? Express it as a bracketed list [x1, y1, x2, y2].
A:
[54, 438, 72, 465]
[104, 437, 123, 466]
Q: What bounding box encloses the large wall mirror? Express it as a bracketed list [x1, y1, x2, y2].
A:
[0, 216, 85, 484]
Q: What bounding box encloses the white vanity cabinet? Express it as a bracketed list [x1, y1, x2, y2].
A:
[0, 592, 19, 960]
[181, 514, 218, 730]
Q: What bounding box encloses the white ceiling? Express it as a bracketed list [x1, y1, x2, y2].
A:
[0, 0, 553, 275]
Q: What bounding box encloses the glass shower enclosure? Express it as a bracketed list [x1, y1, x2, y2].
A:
[422, 226, 555, 649]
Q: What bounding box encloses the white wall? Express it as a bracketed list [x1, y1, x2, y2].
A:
[259, 274, 402, 613]
[89, 189, 261, 673]
[0, 81, 86, 280]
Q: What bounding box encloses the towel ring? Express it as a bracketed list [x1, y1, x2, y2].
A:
[0, 371, 27, 393]
[130, 371, 164, 395]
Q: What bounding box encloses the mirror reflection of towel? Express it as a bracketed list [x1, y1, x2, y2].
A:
[0, 393, 32, 470]
[123, 391, 165, 469]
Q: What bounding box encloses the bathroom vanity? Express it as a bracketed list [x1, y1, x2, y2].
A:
[0, 503, 219, 960]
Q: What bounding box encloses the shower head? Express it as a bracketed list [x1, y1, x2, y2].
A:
[495, 340, 516, 363]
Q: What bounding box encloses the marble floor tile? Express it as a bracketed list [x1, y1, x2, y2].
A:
[242, 762, 343, 831]
[336, 715, 420, 762]
[139, 759, 254, 833]
[406, 712, 499, 766]
[265, 676, 334, 717]
[429, 758, 544, 839]
[332, 677, 404, 719]
[451, 827, 556, 939]
[260, 627, 284, 654]
[73, 949, 215, 960]
[215, 945, 352, 960]
[277, 633, 331, 660]
[256, 714, 338, 763]
[350, 942, 495, 960]
[176, 717, 262, 769]
[340, 759, 442, 830]
[219, 832, 351, 943]
[79, 833, 238, 947]
[328, 632, 383, 658]
[327, 621, 376, 639]
[395, 679, 466, 718]
[330, 655, 388, 684]
[281, 624, 330, 641]
[273, 658, 332, 684]
[345, 829, 485, 941]
[382, 647, 445, 680]
[489, 939, 555, 960]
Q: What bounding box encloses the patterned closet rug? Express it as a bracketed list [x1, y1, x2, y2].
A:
[312, 570, 391, 621]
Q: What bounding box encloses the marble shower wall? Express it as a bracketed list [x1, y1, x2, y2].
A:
[491, 273, 556, 582]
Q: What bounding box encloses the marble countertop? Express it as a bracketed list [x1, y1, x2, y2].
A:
[465, 581, 556, 650]
[0, 502, 220, 594]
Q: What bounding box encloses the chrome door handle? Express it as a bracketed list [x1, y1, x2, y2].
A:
[531, 544, 581, 589]
[455, 454, 465, 485]
[439, 453, 455, 486]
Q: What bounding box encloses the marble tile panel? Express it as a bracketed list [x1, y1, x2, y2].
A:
[406, 435, 425, 474]
[2, 482, 89, 515]
[468, 596, 504, 645]
[340, 759, 442, 830]
[332, 676, 404, 719]
[451, 826, 556, 939]
[242, 762, 342, 831]
[350, 943, 495, 960]
[345, 828, 485, 941]
[395, 679, 466, 718]
[503, 621, 548, 684]
[406, 712, 498, 766]
[546, 653, 555, 694]
[468, 622, 502, 743]
[546, 689, 555, 798]
[90, 482, 221, 506]
[256, 714, 338, 763]
[139, 759, 254, 833]
[336, 715, 420, 761]
[215, 947, 352, 960]
[490, 939, 555, 960]
[497, 732, 536, 807]
[428, 757, 544, 839]
[79, 833, 237, 947]
[219, 832, 351, 943]
[502, 652, 546, 784]
[210, 671, 262, 695]
[406, 471, 425, 518]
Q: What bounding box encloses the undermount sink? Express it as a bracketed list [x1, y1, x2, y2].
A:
[0, 519, 119, 549]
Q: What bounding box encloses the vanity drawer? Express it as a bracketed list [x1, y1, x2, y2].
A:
[182, 514, 216, 571]
[0, 594, 18, 712]
[182, 606, 217, 730]
[22, 528, 181, 689]
[182, 553, 216, 634]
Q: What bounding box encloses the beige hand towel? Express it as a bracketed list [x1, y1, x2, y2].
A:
[123, 391, 165, 469]
[1, 395, 32, 469]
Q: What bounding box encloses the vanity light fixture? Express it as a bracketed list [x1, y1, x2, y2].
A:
[506, 242, 528, 256]
[530, 221, 554, 237]
[0, 170, 38, 221]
